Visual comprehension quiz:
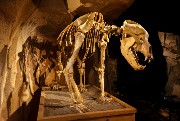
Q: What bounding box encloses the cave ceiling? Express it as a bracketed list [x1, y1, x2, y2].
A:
[0, 0, 134, 46]
[0, 0, 179, 51]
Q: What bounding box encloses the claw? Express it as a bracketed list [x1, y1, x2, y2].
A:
[79, 85, 87, 92]
[71, 103, 91, 113]
[97, 95, 112, 103]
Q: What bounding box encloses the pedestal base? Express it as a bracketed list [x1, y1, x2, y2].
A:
[38, 85, 136, 121]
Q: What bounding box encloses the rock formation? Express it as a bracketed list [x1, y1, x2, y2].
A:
[158, 32, 180, 98]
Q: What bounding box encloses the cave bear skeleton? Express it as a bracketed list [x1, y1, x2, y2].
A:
[56, 12, 153, 110]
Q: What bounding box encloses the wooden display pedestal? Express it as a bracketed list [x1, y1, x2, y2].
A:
[37, 85, 136, 121]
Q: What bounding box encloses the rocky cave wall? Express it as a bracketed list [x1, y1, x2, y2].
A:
[158, 32, 180, 97]
[0, 0, 134, 120]
[0, 0, 72, 120]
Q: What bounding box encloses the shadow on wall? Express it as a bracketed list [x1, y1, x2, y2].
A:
[7, 88, 41, 121]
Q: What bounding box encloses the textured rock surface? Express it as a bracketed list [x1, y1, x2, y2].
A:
[158, 32, 180, 97]
[0, 0, 134, 120]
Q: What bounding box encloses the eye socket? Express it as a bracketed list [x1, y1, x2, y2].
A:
[123, 33, 131, 38]
[139, 37, 144, 43]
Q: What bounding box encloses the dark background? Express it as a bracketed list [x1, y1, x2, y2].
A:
[107, 0, 179, 107]
[118, 0, 179, 34]
[107, 0, 179, 120]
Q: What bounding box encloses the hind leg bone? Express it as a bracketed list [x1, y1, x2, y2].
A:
[63, 32, 85, 104]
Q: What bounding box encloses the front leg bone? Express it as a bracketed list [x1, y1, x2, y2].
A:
[95, 33, 112, 102]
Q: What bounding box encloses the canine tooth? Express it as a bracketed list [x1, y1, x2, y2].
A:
[148, 59, 151, 63]
[145, 57, 148, 61]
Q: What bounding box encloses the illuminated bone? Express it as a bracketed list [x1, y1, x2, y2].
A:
[56, 62, 63, 79]
[77, 57, 86, 92]
[55, 52, 63, 88]
[76, 46, 90, 92]
[95, 33, 112, 102]
[120, 20, 153, 70]
[56, 12, 153, 111]
[62, 32, 85, 105]
[57, 12, 106, 112]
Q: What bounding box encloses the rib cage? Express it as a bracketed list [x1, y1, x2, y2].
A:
[56, 12, 105, 67]
[83, 25, 101, 53]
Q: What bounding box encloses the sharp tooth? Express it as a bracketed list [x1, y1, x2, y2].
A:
[145, 57, 148, 61]
[148, 59, 151, 63]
